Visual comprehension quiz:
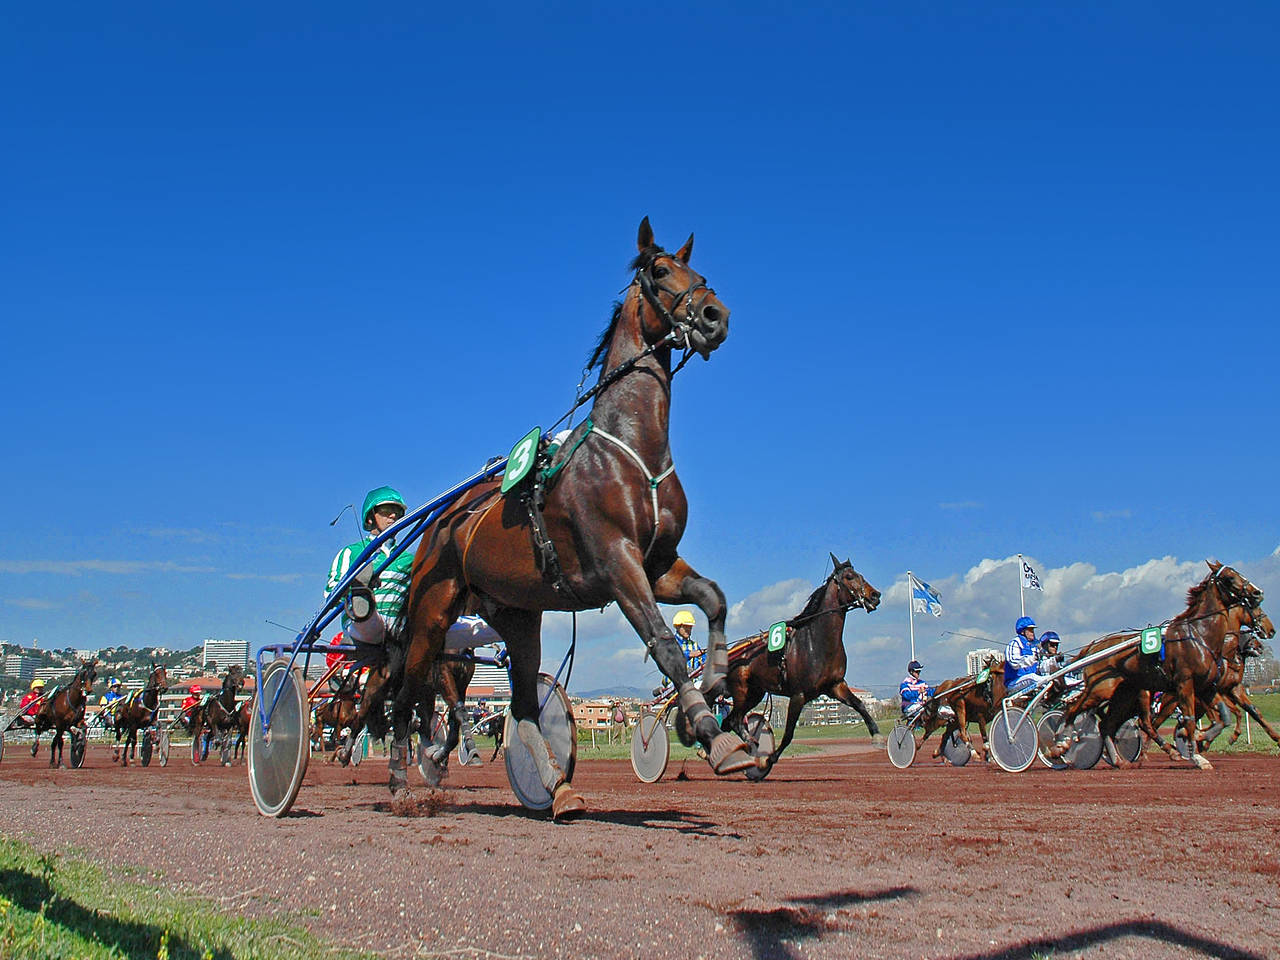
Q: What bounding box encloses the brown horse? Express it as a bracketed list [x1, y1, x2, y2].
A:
[1049, 561, 1274, 770]
[193, 665, 245, 766]
[110, 664, 168, 766]
[720, 555, 882, 779]
[919, 654, 1006, 761]
[312, 668, 362, 759]
[391, 218, 737, 818]
[31, 659, 97, 767]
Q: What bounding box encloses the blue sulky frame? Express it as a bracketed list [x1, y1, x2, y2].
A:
[253, 459, 507, 734]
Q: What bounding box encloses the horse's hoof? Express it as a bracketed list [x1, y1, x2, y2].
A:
[708, 733, 753, 775]
[552, 784, 586, 822]
[871, 734, 887, 748]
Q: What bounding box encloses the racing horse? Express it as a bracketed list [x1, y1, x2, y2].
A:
[30, 659, 97, 767]
[391, 218, 738, 818]
[109, 664, 167, 766]
[1048, 562, 1273, 770]
[193, 665, 245, 766]
[918, 653, 1006, 761]
[312, 668, 362, 758]
[719, 555, 882, 779]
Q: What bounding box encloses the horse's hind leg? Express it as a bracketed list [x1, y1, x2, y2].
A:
[720, 668, 762, 742]
[653, 558, 729, 700]
[761, 694, 808, 774]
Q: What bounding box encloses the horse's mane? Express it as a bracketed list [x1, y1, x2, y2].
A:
[585, 246, 666, 374]
[1185, 577, 1214, 610]
[790, 571, 840, 625]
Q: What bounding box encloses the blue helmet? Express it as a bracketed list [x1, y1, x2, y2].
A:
[907, 660, 924, 673]
[1015, 616, 1036, 633]
[1040, 631, 1061, 648]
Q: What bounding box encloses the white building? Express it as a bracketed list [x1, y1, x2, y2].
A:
[3, 654, 41, 681]
[967, 648, 1003, 675]
[202, 639, 249, 671]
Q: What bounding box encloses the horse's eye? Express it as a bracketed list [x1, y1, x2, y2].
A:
[652, 265, 669, 280]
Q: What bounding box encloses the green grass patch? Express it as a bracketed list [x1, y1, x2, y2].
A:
[0, 836, 375, 960]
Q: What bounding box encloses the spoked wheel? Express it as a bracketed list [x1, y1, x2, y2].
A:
[504, 673, 577, 810]
[1037, 710, 1069, 770]
[988, 708, 1037, 772]
[1068, 712, 1103, 770]
[140, 730, 154, 767]
[69, 729, 86, 769]
[886, 722, 917, 769]
[1115, 717, 1145, 764]
[157, 729, 170, 766]
[743, 713, 777, 782]
[247, 659, 310, 818]
[630, 710, 670, 783]
[941, 728, 972, 767]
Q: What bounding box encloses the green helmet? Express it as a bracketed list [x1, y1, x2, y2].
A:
[362, 486, 407, 531]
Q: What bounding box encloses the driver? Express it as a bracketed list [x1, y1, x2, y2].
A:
[327, 486, 413, 652]
[179, 684, 203, 731]
[673, 610, 705, 674]
[98, 678, 125, 718]
[900, 660, 934, 720]
[1005, 616, 1048, 696]
[14, 679, 45, 727]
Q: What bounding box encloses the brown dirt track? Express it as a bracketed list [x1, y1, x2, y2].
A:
[0, 739, 1276, 960]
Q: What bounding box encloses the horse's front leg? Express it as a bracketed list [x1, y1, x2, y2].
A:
[1174, 679, 1212, 770]
[615, 553, 750, 776]
[652, 557, 729, 700]
[829, 679, 882, 742]
[761, 694, 807, 774]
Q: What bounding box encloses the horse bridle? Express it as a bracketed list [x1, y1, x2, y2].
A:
[785, 566, 874, 630]
[634, 253, 713, 354]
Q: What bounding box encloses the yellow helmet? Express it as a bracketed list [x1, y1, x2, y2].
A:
[30, 678, 46, 690]
[672, 610, 696, 628]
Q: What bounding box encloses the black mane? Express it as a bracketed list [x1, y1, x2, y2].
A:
[585, 246, 664, 373]
[789, 567, 842, 625]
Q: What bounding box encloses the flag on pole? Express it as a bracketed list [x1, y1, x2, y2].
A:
[1021, 558, 1043, 592]
[910, 574, 943, 617]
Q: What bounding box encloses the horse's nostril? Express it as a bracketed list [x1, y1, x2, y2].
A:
[702, 305, 722, 325]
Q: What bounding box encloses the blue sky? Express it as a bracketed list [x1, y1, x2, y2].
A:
[3, 3, 1278, 694]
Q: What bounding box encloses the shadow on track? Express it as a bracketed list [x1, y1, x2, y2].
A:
[948, 919, 1266, 960]
[728, 885, 917, 960]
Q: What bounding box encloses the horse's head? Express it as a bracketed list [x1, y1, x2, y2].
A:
[828, 553, 881, 612]
[77, 659, 98, 691]
[1208, 561, 1275, 641]
[631, 217, 729, 359]
[226, 664, 246, 691]
[148, 663, 168, 691]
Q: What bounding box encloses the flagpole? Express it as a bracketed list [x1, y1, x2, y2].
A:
[907, 571, 916, 662]
[1018, 553, 1026, 618]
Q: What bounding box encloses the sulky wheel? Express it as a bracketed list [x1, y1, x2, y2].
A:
[140, 730, 153, 767]
[630, 710, 670, 783]
[743, 713, 777, 782]
[886, 721, 917, 769]
[158, 728, 170, 766]
[1115, 717, 1145, 764]
[247, 659, 310, 818]
[350, 729, 368, 766]
[988, 708, 1037, 772]
[1068, 712, 1103, 770]
[191, 731, 211, 765]
[941, 728, 972, 767]
[1037, 710, 1069, 770]
[70, 729, 87, 769]
[503, 673, 577, 810]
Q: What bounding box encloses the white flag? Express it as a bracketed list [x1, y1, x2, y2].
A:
[1021, 558, 1042, 591]
[910, 574, 943, 617]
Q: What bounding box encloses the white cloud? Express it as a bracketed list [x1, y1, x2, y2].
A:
[0, 560, 217, 576]
[4, 597, 58, 610]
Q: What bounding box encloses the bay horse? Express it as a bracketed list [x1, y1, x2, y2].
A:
[30, 659, 97, 767]
[193, 665, 245, 766]
[919, 654, 1006, 761]
[392, 218, 737, 818]
[313, 668, 362, 759]
[719, 555, 882, 779]
[110, 664, 168, 766]
[1047, 561, 1273, 771]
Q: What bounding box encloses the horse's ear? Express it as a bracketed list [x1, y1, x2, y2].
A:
[830, 552, 840, 570]
[675, 232, 694, 264]
[637, 216, 654, 253]
[1206, 558, 1223, 573]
